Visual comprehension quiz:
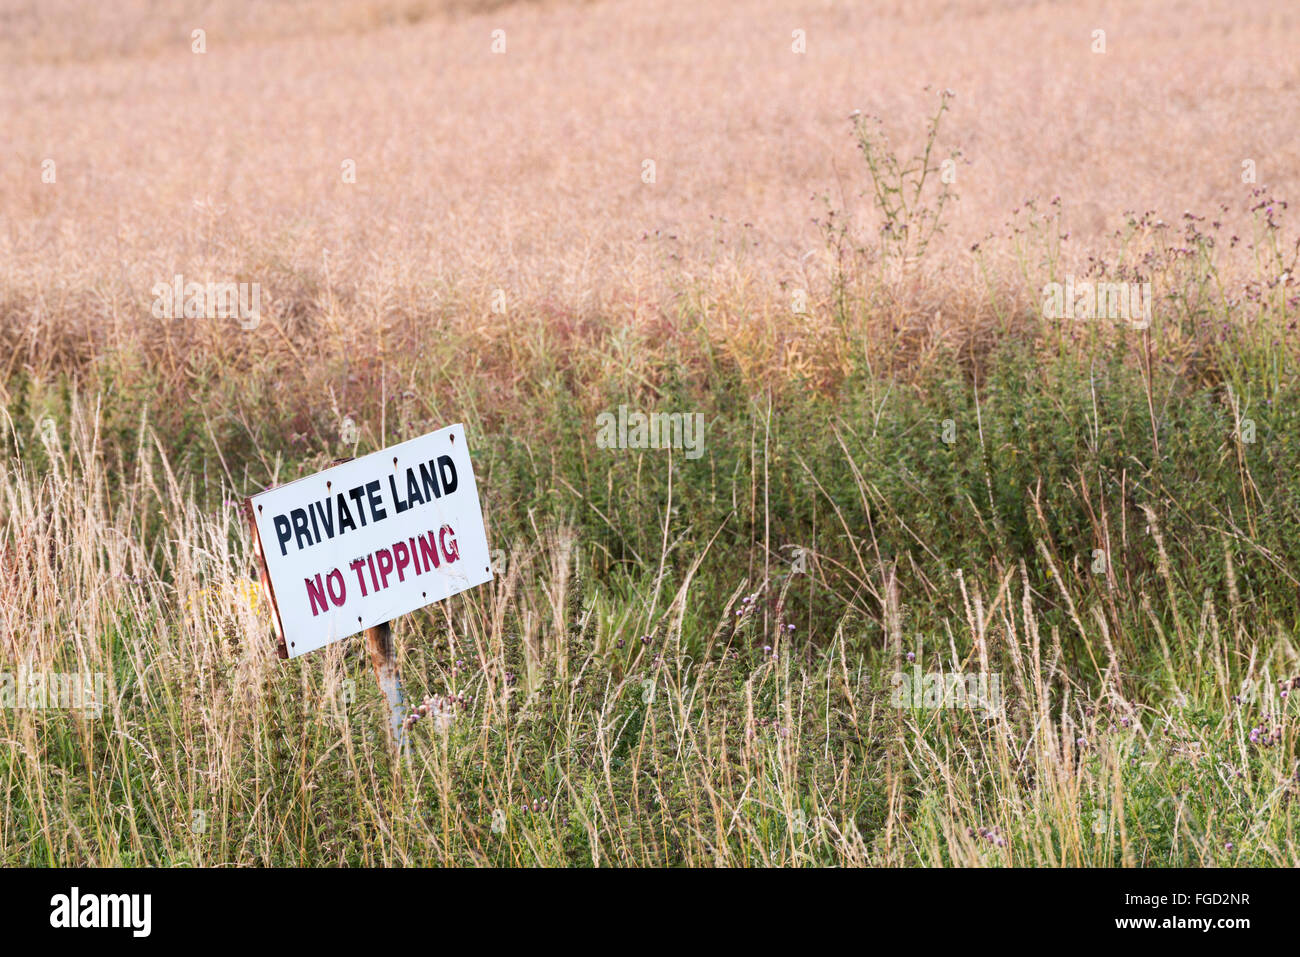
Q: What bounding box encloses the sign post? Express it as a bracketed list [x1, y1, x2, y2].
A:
[244, 423, 493, 748]
[365, 622, 405, 746]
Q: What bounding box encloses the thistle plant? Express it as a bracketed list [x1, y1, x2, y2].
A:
[850, 89, 961, 281]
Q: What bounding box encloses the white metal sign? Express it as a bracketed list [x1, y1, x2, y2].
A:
[247, 423, 492, 657]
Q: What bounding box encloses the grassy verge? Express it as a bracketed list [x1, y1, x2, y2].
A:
[3, 290, 1299, 865]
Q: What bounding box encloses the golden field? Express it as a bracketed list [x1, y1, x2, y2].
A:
[3, 0, 1298, 368]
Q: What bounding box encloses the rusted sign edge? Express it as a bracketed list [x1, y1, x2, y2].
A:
[244, 496, 289, 660]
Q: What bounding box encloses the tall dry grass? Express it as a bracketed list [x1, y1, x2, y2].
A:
[3, 403, 1298, 865]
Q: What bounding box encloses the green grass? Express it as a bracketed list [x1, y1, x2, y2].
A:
[3, 302, 1299, 866]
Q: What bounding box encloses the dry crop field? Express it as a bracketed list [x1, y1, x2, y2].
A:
[2, 0, 1300, 873]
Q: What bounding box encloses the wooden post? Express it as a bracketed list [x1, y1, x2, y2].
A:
[252, 457, 418, 753]
[330, 456, 407, 754]
[365, 621, 407, 752]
